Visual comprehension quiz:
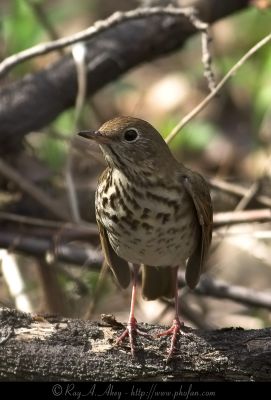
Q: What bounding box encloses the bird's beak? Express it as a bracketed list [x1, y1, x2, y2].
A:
[77, 130, 109, 144]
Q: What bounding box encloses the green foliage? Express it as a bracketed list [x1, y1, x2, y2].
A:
[215, 8, 271, 129]
[39, 136, 66, 171]
[38, 111, 75, 170]
[178, 121, 217, 151]
[52, 110, 75, 136]
[254, 49, 271, 121]
[231, 8, 271, 44]
[4, 0, 41, 54]
[160, 118, 217, 152]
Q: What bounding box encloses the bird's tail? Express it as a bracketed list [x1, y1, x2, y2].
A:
[141, 265, 176, 300]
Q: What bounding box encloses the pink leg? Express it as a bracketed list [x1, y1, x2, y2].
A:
[116, 264, 149, 356]
[156, 266, 185, 361]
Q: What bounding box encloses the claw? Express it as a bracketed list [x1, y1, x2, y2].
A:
[116, 317, 150, 356]
[156, 318, 186, 362]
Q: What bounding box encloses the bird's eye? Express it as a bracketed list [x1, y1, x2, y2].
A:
[123, 128, 139, 142]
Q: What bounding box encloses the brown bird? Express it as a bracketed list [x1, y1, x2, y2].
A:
[78, 116, 212, 359]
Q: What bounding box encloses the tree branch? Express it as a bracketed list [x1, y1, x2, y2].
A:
[0, 211, 97, 234]
[0, 231, 102, 267]
[179, 272, 271, 310]
[0, 158, 70, 221]
[166, 32, 271, 143]
[1, 230, 271, 311]
[0, 307, 270, 381]
[0, 7, 204, 77]
[209, 177, 271, 208]
[213, 208, 271, 227]
[0, 0, 250, 148]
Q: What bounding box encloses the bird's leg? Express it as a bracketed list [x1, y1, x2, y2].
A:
[116, 264, 149, 356]
[156, 266, 185, 361]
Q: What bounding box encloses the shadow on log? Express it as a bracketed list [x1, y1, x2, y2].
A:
[0, 307, 270, 381]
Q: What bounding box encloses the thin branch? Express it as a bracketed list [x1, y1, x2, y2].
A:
[166, 32, 271, 143]
[213, 178, 264, 262]
[213, 208, 271, 227]
[63, 43, 89, 224]
[0, 158, 70, 221]
[0, 6, 199, 78]
[1, 208, 269, 237]
[215, 229, 271, 240]
[200, 29, 216, 91]
[233, 155, 271, 212]
[179, 272, 271, 311]
[184, 10, 215, 91]
[234, 182, 260, 211]
[72, 43, 88, 127]
[0, 231, 103, 267]
[1, 209, 269, 237]
[84, 260, 108, 320]
[209, 177, 271, 208]
[1, 230, 271, 311]
[0, 1, 251, 142]
[0, 211, 97, 234]
[37, 259, 68, 315]
[65, 155, 82, 223]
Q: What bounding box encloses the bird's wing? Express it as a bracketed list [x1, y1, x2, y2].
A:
[96, 219, 130, 288]
[95, 168, 130, 288]
[182, 171, 213, 289]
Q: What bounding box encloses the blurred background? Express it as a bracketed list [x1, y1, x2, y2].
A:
[0, 0, 271, 331]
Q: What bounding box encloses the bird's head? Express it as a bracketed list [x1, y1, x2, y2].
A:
[78, 116, 176, 174]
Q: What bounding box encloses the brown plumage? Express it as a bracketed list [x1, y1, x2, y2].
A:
[78, 116, 213, 359]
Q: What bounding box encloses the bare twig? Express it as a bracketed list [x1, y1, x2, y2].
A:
[64, 43, 89, 224]
[213, 179, 263, 265]
[209, 177, 271, 208]
[215, 229, 271, 240]
[1, 230, 271, 311]
[37, 259, 68, 315]
[0, 211, 97, 234]
[234, 154, 271, 212]
[0, 2, 251, 141]
[85, 260, 108, 320]
[72, 43, 88, 127]
[213, 209, 271, 227]
[65, 156, 81, 223]
[0, 231, 103, 267]
[188, 10, 215, 91]
[166, 32, 271, 143]
[0, 6, 199, 78]
[179, 272, 271, 311]
[234, 181, 260, 211]
[0, 158, 70, 221]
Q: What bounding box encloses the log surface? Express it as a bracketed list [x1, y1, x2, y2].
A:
[0, 307, 270, 381]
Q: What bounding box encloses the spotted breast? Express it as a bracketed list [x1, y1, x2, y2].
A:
[96, 167, 199, 267]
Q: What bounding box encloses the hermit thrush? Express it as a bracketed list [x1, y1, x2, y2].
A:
[78, 117, 212, 359]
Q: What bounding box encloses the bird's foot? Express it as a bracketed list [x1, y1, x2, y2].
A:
[115, 316, 150, 357]
[156, 318, 186, 362]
